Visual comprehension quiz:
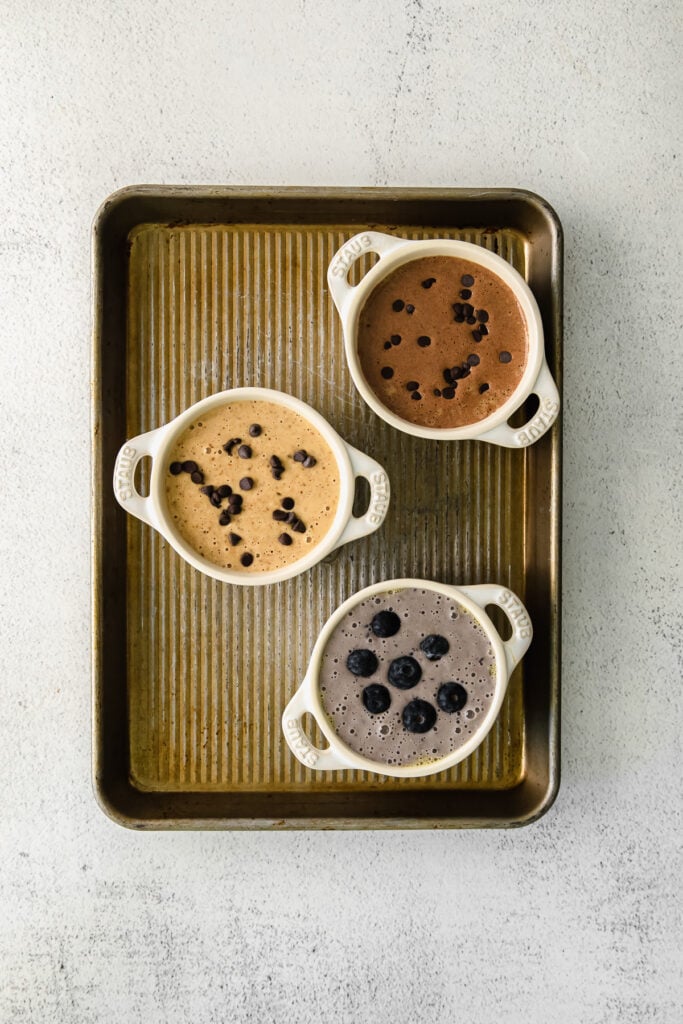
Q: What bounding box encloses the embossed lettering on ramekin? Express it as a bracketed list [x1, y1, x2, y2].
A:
[330, 234, 372, 278]
[500, 589, 532, 639]
[285, 718, 319, 767]
[515, 397, 559, 447]
[115, 445, 137, 501]
[368, 471, 390, 525]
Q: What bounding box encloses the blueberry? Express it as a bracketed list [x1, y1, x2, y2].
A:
[437, 682, 468, 713]
[371, 610, 401, 638]
[402, 699, 437, 733]
[420, 634, 450, 661]
[388, 656, 422, 689]
[362, 684, 391, 714]
[346, 649, 378, 677]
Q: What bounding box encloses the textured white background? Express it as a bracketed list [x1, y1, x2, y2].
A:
[1, 1, 681, 1021]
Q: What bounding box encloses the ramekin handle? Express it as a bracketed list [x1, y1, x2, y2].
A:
[476, 360, 560, 449]
[334, 443, 391, 548]
[281, 681, 351, 772]
[327, 231, 409, 319]
[112, 424, 167, 529]
[457, 584, 533, 676]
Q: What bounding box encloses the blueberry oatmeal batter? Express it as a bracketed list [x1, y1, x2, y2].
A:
[319, 587, 498, 767]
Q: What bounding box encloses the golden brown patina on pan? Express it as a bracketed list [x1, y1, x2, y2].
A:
[92, 186, 561, 829]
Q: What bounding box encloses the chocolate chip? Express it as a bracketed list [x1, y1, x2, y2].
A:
[240, 553, 253, 567]
[467, 353, 480, 366]
[383, 341, 392, 350]
[222, 439, 241, 455]
[281, 497, 295, 510]
[239, 477, 253, 490]
[406, 381, 419, 391]
[477, 310, 489, 323]
[391, 334, 401, 345]
[499, 351, 512, 363]
[453, 314, 465, 323]
[443, 368, 454, 384]
[479, 324, 489, 336]
[237, 444, 252, 459]
[392, 299, 404, 311]
[466, 315, 477, 324]
[452, 302, 463, 314]
[293, 450, 307, 463]
[278, 533, 293, 546]
[459, 289, 472, 299]
[449, 365, 465, 380]
[417, 336, 431, 347]
[273, 509, 288, 521]
[169, 462, 183, 475]
[218, 511, 231, 526]
[410, 391, 422, 401]
[272, 469, 283, 480]
[463, 303, 474, 317]
[217, 484, 232, 498]
[442, 387, 455, 399]
[286, 511, 297, 524]
[181, 460, 198, 473]
[405, 304, 415, 314]
[380, 366, 394, 380]
[433, 388, 442, 397]
[199, 485, 214, 496]
[292, 519, 306, 533]
[479, 383, 490, 393]
[303, 456, 317, 468]
[461, 274, 474, 286]
[228, 533, 241, 546]
[248, 423, 262, 437]
[210, 491, 222, 507]
[229, 493, 243, 507]
[472, 330, 482, 342]
[190, 470, 204, 484]
[421, 278, 436, 288]
[270, 455, 283, 468]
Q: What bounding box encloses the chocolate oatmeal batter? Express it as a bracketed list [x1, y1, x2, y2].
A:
[357, 255, 529, 428]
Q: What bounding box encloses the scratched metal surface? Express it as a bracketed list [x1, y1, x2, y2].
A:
[93, 187, 561, 826]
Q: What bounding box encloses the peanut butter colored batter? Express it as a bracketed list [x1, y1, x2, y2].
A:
[357, 255, 529, 428]
[165, 400, 340, 573]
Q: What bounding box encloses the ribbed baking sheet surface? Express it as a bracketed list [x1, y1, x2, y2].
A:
[126, 223, 528, 792]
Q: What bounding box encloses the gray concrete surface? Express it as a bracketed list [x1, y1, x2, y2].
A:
[1, 1, 681, 1021]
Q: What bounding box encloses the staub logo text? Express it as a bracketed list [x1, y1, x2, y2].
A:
[330, 234, 372, 278]
[500, 590, 532, 639]
[285, 719, 319, 767]
[368, 471, 389, 525]
[115, 445, 137, 501]
[515, 397, 559, 447]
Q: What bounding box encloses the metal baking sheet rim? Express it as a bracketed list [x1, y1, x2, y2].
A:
[91, 184, 562, 830]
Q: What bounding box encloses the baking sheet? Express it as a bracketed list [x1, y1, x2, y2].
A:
[92, 186, 562, 828]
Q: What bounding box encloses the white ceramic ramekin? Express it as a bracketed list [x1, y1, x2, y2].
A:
[113, 387, 390, 585]
[328, 231, 560, 448]
[282, 578, 532, 778]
